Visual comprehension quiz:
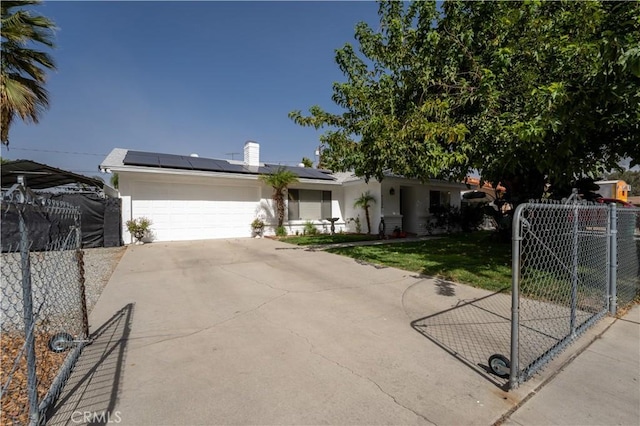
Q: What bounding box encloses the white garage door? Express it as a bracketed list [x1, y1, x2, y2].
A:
[131, 181, 259, 241]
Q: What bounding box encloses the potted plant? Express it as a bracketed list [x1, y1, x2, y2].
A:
[126, 217, 152, 244]
[251, 218, 265, 238]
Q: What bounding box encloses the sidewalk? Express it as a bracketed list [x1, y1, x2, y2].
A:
[502, 305, 640, 426]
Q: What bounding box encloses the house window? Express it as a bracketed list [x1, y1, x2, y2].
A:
[429, 190, 451, 209]
[288, 189, 331, 220]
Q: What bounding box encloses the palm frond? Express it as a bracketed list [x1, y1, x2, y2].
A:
[259, 167, 299, 190]
[354, 191, 376, 208]
[0, 0, 55, 145]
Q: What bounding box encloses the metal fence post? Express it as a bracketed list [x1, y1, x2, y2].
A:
[19, 206, 39, 426]
[605, 203, 611, 312]
[75, 214, 90, 338]
[570, 204, 579, 335]
[609, 203, 618, 315]
[509, 204, 525, 389]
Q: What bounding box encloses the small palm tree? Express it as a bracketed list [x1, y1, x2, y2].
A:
[259, 167, 299, 228]
[1, 1, 56, 146]
[354, 191, 376, 234]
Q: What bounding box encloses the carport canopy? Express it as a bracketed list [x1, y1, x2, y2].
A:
[1, 159, 105, 190]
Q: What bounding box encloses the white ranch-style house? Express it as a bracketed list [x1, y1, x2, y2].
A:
[100, 142, 466, 243]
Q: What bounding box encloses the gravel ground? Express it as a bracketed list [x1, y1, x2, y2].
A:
[0, 246, 125, 425]
[82, 246, 127, 314]
[0, 246, 125, 330]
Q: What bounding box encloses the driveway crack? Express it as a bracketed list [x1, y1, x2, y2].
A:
[219, 264, 293, 293]
[136, 292, 288, 348]
[221, 263, 415, 294]
[260, 314, 438, 426]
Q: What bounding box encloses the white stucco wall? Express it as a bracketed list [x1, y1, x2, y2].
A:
[343, 181, 382, 234]
[379, 178, 466, 235]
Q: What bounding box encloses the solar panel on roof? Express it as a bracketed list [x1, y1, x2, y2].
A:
[187, 157, 224, 172]
[298, 169, 316, 179]
[261, 164, 334, 181]
[127, 150, 158, 157]
[122, 151, 335, 180]
[303, 168, 335, 180]
[224, 163, 249, 173]
[123, 152, 160, 167]
[218, 161, 237, 172]
[157, 154, 192, 170]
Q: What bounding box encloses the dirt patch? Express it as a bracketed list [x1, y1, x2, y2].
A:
[0, 332, 67, 425]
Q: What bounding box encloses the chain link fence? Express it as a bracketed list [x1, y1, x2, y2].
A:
[1, 184, 89, 425]
[615, 207, 640, 309]
[502, 201, 640, 389]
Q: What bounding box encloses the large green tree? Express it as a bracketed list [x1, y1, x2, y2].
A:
[1, 0, 56, 146]
[290, 0, 640, 203]
[259, 167, 299, 228]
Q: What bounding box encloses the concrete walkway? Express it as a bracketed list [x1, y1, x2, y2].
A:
[46, 238, 636, 425]
[502, 305, 640, 426]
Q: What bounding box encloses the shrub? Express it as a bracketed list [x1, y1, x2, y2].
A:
[427, 204, 462, 233]
[461, 203, 487, 231]
[303, 221, 318, 236]
[251, 218, 265, 237]
[348, 217, 362, 233]
[251, 218, 265, 229]
[275, 226, 287, 237]
[126, 217, 152, 242]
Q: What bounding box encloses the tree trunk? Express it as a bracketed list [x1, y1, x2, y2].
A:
[364, 206, 371, 234]
[274, 190, 284, 227]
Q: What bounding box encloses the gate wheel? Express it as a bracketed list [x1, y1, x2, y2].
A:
[48, 332, 74, 353]
[488, 354, 510, 378]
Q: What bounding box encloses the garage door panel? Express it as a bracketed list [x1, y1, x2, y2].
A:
[167, 184, 255, 202]
[131, 181, 260, 241]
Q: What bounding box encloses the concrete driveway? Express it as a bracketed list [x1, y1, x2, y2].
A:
[46, 238, 610, 425]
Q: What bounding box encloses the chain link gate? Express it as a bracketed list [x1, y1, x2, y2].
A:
[497, 201, 640, 389]
[1, 181, 89, 425]
[614, 207, 640, 310]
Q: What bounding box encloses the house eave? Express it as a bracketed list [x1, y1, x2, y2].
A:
[101, 164, 342, 185]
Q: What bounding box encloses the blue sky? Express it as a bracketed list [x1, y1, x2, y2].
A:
[1, 1, 381, 178]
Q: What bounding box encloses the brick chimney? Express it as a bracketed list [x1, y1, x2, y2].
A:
[244, 141, 260, 167]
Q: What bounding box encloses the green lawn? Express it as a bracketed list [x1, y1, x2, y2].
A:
[327, 231, 512, 292]
[279, 233, 379, 246]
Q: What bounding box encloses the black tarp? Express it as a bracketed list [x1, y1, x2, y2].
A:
[103, 198, 122, 247]
[1, 194, 122, 250]
[48, 193, 105, 247]
[46, 194, 122, 248]
[1, 204, 65, 252]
